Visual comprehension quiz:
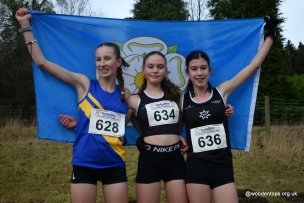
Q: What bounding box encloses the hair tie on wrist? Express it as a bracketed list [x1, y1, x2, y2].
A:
[19, 26, 32, 33]
[25, 40, 37, 46]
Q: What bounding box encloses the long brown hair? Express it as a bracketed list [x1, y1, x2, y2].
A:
[97, 43, 126, 102]
[139, 51, 180, 103]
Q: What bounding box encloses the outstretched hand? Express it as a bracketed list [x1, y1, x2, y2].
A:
[59, 114, 77, 129]
[264, 16, 280, 40]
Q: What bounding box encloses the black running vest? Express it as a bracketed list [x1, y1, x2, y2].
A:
[136, 91, 180, 137]
[183, 88, 232, 163]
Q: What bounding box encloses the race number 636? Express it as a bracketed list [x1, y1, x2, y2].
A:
[190, 124, 227, 152]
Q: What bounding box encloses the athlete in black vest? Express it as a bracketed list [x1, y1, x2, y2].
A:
[182, 17, 278, 203]
[128, 51, 188, 203]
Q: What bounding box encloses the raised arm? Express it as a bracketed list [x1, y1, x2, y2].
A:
[15, 8, 89, 100]
[218, 17, 278, 100]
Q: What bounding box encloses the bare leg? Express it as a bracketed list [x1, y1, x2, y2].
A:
[102, 182, 128, 203]
[71, 183, 97, 203]
[186, 183, 211, 203]
[213, 183, 238, 203]
[136, 182, 161, 203]
[165, 180, 188, 203]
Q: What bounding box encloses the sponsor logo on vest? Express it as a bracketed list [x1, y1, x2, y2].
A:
[211, 99, 221, 104]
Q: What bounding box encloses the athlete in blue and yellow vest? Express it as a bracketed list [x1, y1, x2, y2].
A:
[74, 80, 128, 168]
[16, 8, 130, 202]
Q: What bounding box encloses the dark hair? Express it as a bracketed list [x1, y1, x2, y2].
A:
[97, 43, 126, 102]
[185, 50, 213, 97]
[139, 51, 180, 103]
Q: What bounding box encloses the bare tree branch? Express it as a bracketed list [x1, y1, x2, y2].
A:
[54, 0, 94, 16]
[186, 0, 210, 20]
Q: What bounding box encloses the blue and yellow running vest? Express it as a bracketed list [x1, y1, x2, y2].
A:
[72, 80, 128, 169]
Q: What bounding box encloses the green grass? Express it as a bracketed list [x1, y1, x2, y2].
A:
[234, 126, 304, 203]
[0, 121, 303, 202]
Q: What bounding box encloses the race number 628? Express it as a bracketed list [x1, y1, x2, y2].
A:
[96, 119, 119, 133]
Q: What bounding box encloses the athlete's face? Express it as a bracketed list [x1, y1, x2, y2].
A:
[186, 57, 211, 89]
[95, 46, 122, 79]
[142, 54, 167, 85]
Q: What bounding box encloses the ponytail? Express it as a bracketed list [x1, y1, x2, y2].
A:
[117, 67, 126, 102]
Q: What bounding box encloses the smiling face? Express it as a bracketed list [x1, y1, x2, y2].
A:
[186, 57, 211, 89]
[142, 53, 168, 86]
[95, 45, 122, 79]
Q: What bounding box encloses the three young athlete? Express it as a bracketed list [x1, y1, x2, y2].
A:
[17, 7, 277, 202]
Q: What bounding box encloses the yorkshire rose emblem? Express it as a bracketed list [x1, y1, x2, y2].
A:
[97, 37, 187, 94]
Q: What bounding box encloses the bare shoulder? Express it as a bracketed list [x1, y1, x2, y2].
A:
[75, 72, 90, 87]
[127, 93, 140, 110]
[72, 72, 90, 101]
[214, 83, 229, 104]
[124, 88, 139, 106]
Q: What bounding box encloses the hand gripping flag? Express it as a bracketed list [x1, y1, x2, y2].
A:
[29, 10, 264, 151]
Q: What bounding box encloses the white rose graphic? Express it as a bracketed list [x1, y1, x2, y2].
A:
[98, 37, 188, 94]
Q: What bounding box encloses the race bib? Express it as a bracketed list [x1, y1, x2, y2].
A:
[190, 123, 227, 152]
[145, 100, 179, 127]
[88, 108, 125, 137]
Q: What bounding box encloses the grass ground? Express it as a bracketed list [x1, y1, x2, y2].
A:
[0, 120, 303, 202]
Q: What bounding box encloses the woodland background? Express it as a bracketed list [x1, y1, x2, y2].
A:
[0, 0, 303, 125]
[0, 1, 303, 202]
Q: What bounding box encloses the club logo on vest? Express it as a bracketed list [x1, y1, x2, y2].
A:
[199, 110, 211, 120]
